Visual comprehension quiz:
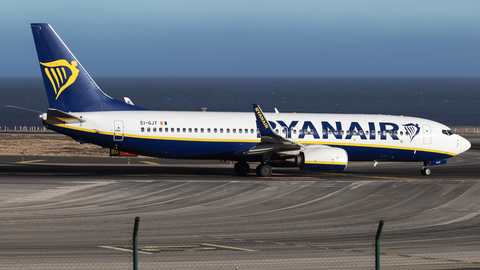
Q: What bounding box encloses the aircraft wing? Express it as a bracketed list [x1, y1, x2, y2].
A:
[245, 104, 304, 156]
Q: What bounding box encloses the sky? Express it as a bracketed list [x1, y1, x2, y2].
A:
[1, 0, 480, 77]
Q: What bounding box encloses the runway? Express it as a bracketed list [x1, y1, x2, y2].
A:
[1, 135, 480, 269]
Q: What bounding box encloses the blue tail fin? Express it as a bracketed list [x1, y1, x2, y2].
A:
[31, 23, 146, 112]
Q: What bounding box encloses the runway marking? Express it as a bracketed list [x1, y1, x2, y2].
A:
[332, 173, 480, 182]
[98, 246, 153, 255]
[203, 243, 257, 252]
[16, 159, 46, 164]
[194, 235, 480, 265]
[98, 243, 256, 254]
[140, 161, 160, 165]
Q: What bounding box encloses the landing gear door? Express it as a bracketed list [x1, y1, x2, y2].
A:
[423, 124, 431, 145]
[114, 120, 124, 141]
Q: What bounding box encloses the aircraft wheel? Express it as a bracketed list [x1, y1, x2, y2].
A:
[256, 164, 272, 177]
[421, 166, 431, 176]
[234, 162, 250, 176]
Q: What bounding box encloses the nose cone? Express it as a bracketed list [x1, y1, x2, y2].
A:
[457, 135, 471, 155]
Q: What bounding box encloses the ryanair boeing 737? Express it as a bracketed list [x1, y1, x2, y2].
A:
[29, 23, 471, 177]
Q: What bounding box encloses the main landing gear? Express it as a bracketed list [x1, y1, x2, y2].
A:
[234, 161, 250, 176]
[256, 163, 272, 177]
[234, 161, 273, 177]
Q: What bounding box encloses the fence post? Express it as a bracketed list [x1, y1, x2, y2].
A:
[133, 216, 140, 270]
[375, 220, 384, 270]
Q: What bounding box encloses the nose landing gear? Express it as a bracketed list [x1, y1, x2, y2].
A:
[421, 162, 431, 176]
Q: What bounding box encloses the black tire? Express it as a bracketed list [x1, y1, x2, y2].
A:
[421, 166, 431, 176]
[234, 162, 250, 175]
[256, 164, 272, 177]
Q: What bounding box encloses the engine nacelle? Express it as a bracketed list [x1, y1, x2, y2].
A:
[300, 147, 348, 171]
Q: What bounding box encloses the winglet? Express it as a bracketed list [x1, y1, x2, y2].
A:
[252, 104, 276, 137]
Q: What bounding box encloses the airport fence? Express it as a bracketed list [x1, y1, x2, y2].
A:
[1, 126, 48, 131]
[1, 215, 480, 269]
[451, 126, 480, 134]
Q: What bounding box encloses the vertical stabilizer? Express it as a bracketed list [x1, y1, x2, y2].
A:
[31, 23, 146, 112]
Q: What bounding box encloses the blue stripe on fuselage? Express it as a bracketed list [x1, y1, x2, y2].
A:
[47, 124, 453, 162]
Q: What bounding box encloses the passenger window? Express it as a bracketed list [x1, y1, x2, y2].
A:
[214, 128, 217, 133]
[147, 127, 151, 132]
[201, 128, 204, 133]
[251, 129, 254, 133]
[194, 128, 198, 133]
[159, 128, 162, 132]
[226, 128, 230, 133]
[141, 127, 145, 132]
[189, 128, 192, 133]
[183, 128, 186, 133]
[275, 129, 279, 134]
[165, 128, 168, 132]
[293, 129, 297, 134]
[207, 128, 211, 133]
[153, 127, 156, 132]
[220, 128, 224, 133]
[239, 129, 242, 133]
[172, 128, 175, 132]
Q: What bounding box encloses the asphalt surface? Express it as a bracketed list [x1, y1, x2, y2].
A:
[1, 134, 480, 269]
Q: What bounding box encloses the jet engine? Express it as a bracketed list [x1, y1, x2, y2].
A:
[299, 147, 348, 171]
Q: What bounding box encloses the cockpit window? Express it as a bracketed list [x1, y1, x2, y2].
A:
[442, 129, 454, 136]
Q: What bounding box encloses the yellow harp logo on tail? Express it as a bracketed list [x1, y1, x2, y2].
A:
[40, 60, 79, 100]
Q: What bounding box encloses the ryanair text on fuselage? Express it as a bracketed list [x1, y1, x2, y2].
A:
[269, 120, 420, 141]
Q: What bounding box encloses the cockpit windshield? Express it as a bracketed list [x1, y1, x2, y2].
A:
[442, 129, 454, 136]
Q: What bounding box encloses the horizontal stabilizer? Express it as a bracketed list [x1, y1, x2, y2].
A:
[46, 108, 85, 124]
[5, 105, 43, 116]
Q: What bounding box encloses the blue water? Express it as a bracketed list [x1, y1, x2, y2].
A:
[1, 77, 480, 127]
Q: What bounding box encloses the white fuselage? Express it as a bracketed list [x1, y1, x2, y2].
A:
[43, 110, 471, 162]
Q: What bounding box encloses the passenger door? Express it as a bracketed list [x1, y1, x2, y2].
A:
[114, 120, 124, 141]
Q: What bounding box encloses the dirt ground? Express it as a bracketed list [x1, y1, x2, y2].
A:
[0, 133, 109, 157]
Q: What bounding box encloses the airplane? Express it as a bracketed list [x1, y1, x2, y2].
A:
[28, 23, 471, 177]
